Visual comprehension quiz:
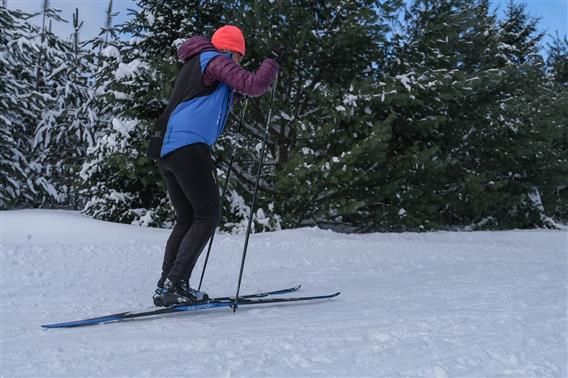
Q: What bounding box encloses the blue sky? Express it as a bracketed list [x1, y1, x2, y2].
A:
[7, 0, 568, 51]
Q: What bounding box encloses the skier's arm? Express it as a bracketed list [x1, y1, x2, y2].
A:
[203, 56, 278, 97]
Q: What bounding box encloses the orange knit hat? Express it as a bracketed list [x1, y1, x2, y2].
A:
[211, 25, 246, 56]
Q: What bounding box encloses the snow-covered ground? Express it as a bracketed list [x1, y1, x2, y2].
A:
[1, 209, 567, 377]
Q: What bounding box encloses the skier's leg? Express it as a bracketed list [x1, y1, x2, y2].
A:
[156, 162, 194, 288]
[164, 143, 220, 286]
[181, 162, 222, 285]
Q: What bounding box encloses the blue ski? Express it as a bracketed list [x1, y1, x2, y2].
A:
[42, 286, 339, 329]
[42, 291, 340, 329]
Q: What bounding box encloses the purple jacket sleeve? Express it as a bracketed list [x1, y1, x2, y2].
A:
[203, 56, 279, 97]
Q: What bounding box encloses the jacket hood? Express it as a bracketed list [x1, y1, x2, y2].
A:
[177, 36, 218, 62]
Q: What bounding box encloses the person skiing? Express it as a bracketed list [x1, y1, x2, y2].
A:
[151, 25, 281, 307]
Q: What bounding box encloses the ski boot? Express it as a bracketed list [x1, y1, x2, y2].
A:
[178, 279, 210, 303]
[152, 279, 195, 307]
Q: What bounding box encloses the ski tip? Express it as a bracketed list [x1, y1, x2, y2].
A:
[42, 322, 71, 329]
[41, 314, 123, 329]
[42, 323, 69, 329]
[42, 322, 87, 329]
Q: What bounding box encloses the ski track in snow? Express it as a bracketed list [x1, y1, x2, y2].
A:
[1, 209, 567, 377]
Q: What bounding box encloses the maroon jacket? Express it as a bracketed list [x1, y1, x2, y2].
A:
[176, 36, 278, 97]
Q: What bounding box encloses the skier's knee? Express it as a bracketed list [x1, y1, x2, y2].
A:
[207, 206, 221, 231]
[195, 206, 220, 232]
[175, 216, 192, 230]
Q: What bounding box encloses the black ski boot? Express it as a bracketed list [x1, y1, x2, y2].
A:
[152, 279, 195, 307]
[178, 280, 210, 303]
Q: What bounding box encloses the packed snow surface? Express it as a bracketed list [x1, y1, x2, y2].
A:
[2, 209, 567, 377]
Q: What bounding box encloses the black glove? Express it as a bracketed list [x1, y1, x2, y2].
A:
[270, 46, 286, 64]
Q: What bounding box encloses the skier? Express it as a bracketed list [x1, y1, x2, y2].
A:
[151, 25, 281, 307]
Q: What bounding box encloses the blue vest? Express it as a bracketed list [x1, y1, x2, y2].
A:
[160, 51, 234, 157]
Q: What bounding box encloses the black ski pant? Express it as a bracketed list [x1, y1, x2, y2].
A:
[156, 142, 220, 288]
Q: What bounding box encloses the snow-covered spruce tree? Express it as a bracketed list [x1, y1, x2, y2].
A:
[361, 0, 503, 231]
[281, 0, 500, 232]
[84, 0, 121, 150]
[21, 1, 68, 205]
[275, 81, 392, 231]
[369, 0, 563, 230]
[478, 1, 564, 229]
[497, 0, 544, 67]
[29, 6, 97, 208]
[539, 33, 568, 224]
[374, 0, 510, 230]
[78, 0, 146, 223]
[546, 32, 568, 84]
[221, 0, 401, 231]
[80, 0, 161, 226]
[0, 5, 43, 209]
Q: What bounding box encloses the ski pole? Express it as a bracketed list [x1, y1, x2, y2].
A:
[198, 98, 249, 291]
[233, 73, 279, 312]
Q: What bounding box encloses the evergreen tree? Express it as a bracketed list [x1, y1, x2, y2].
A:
[337, 0, 546, 231]
[546, 32, 568, 85]
[356, 0, 562, 230]
[229, 0, 402, 230]
[356, 0, 507, 230]
[479, 1, 564, 228]
[540, 32, 568, 223]
[30, 6, 97, 208]
[497, 0, 545, 67]
[0, 5, 43, 208]
[85, 0, 121, 147]
[80, 0, 154, 225]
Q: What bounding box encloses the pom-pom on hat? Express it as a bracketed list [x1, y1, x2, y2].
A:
[211, 25, 246, 56]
